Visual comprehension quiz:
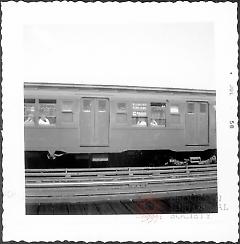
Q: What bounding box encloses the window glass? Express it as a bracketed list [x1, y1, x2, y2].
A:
[61, 101, 73, 123]
[116, 102, 127, 124]
[39, 99, 56, 104]
[39, 100, 56, 126]
[24, 98, 35, 103]
[98, 100, 106, 112]
[150, 118, 166, 127]
[62, 112, 73, 123]
[131, 102, 148, 127]
[62, 101, 73, 111]
[187, 103, 195, 113]
[132, 117, 148, 127]
[24, 99, 35, 126]
[150, 102, 166, 107]
[150, 103, 166, 127]
[170, 114, 181, 124]
[83, 100, 91, 112]
[116, 113, 127, 123]
[169, 105, 180, 124]
[170, 105, 179, 114]
[200, 103, 207, 113]
[117, 103, 126, 111]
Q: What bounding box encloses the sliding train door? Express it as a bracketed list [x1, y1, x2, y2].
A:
[185, 101, 209, 145]
[80, 98, 109, 146]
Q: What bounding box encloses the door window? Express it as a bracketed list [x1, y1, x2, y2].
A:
[187, 103, 195, 113]
[200, 103, 207, 113]
[83, 99, 91, 112]
[98, 100, 106, 112]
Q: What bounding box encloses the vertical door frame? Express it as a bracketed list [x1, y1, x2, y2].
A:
[185, 100, 209, 146]
[80, 97, 110, 147]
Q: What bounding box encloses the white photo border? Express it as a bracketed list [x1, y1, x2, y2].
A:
[2, 2, 239, 242]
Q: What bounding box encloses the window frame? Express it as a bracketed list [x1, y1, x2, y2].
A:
[169, 104, 181, 125]
[82, 99, 92, 112]
[200, 102, 208, 113]
[115, 101, 128, 125]
[61, 100, 74, 124]
[24, 98, 36, 127]
[131, 102, 148, 127]
[132, 116, 148, 127]
[170, 105, 180, 115]
[24, 98, 59, 128]
[187, 102, 195, 114]
[98, 99, 107, 112]
[149, 102, 167, 128]
[38, 99, 57, 127]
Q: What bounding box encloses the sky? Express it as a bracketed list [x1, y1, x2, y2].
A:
[23, 22, 214, 89]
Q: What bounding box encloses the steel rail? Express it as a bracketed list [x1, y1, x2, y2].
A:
[26, 181, 217, 198]
[25, 165, 217, 178]
[25, 164, 216, 173]
[26, 171, 217, 184]
[25, 164, 217, 204]
[26, 186, 217, 204]
[26, 174, 216, 188]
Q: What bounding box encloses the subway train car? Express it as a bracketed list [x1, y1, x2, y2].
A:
[24, 82, 216, 168]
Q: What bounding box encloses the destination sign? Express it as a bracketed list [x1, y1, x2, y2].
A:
[132, 103, 147, 110]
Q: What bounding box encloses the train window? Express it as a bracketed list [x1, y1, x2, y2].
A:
[150, 102, 165, 107]
[83, 100, 91, 112]
[62, 112, 73, 123]
[24, 98, 35, 103]
[116, 113, 127, 123]
[150, 103, 166, 127]
[170, 105, 179, 114]
[200, 103, 207, 113]
[62, 101, 73, 112]
[117, 103, 126, 111]
[170, 114, 181, 124]
[132, 102, 148, 127]
[170, 105, 180, 124]
[187, 103, 195, 113]
[116, 103, 127, 124]
[39, 99, 56, 104]
[98, 100, 106, 112]
[24, 99, 35, 126]
[39, 99, 57, 126]
[61, 101, 73, 123]
[132, 117, 148, 127]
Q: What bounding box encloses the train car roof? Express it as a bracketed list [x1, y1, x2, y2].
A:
[24, 82, 216, 95]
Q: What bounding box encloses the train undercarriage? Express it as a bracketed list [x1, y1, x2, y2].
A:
[25, 149, 217, 169]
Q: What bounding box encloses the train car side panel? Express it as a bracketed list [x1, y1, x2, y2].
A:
[24, 84, 216, 158]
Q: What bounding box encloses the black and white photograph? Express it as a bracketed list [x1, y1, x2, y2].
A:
[24, 83, 217, 214]
[2, 2, 238, 242]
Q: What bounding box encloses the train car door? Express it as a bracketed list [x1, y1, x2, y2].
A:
[185, 102, 209, 145]
[80, 98, 109, 146]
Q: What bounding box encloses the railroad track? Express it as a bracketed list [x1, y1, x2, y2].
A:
[25, 164, 217, 204]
